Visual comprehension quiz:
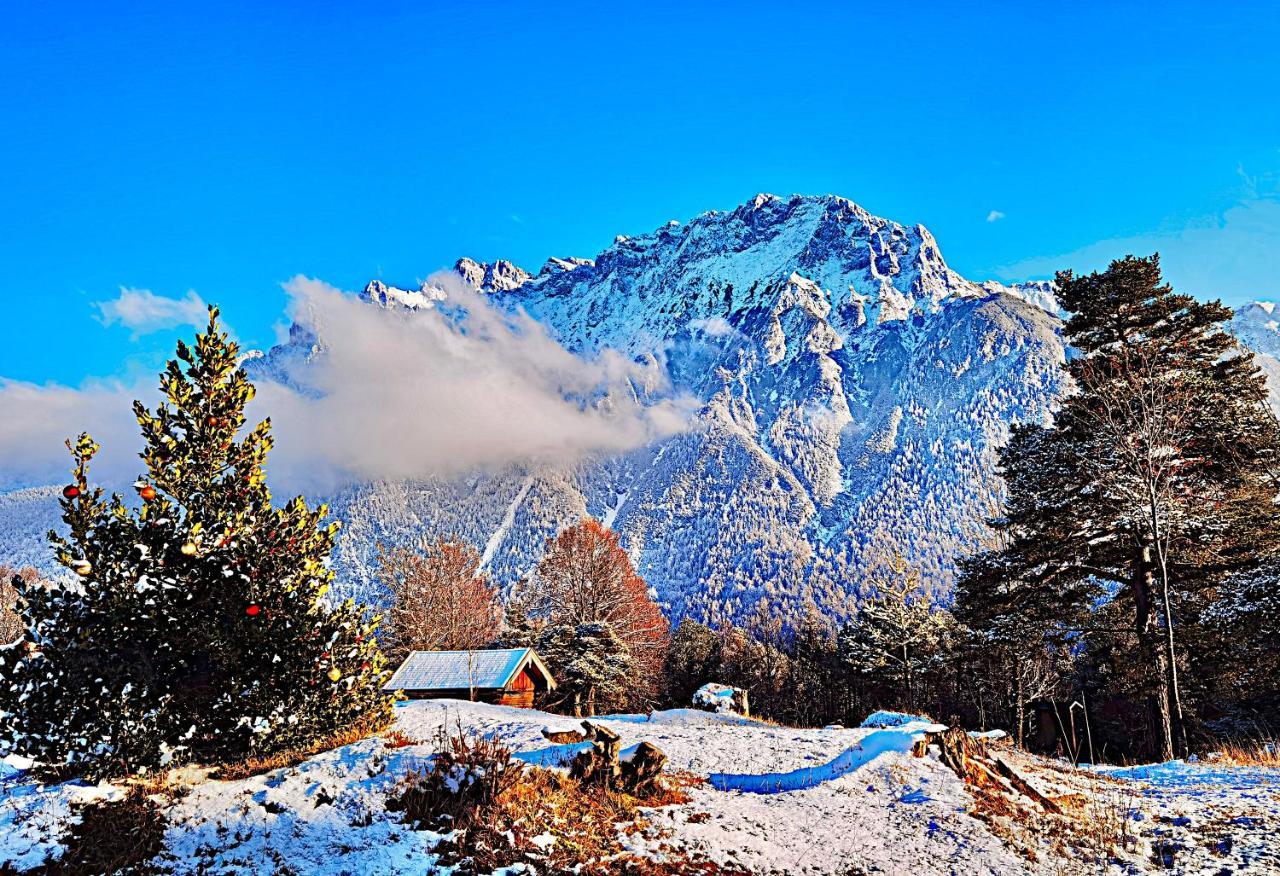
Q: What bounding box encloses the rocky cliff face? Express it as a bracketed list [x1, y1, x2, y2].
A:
[288, 195, 1070, 624]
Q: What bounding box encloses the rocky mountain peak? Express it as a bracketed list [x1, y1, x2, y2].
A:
[454, 258, 532, 294]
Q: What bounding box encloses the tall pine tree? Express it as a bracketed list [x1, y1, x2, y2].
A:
[837, 555, 952, 714]
[0, 309, 393, 778]
[959, 255, 1280, 759]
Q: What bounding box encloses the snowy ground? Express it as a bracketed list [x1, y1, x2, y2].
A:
[1091, 760, 1280, 873]
[1, 700, 1277, 874]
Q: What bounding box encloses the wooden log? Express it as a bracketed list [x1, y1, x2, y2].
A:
[914, 727, 1060, 813]
[542, 727, 587, 744]
[991, 754, 1061, 814]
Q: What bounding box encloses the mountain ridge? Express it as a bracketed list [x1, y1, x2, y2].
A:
[263, 193, 1071, 622]
[5, 194, 1277, 627]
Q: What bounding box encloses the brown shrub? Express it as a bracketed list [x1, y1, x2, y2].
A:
[390, 727, 734, 875]
[381, 729, 422, 749]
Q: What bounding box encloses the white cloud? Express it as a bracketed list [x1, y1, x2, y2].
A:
[986, 210, 1006, 223]
[688, 316, 736, 337]
[0, 275, 698, 493]
[255, 275, 696, 491]
[994, 197, 1280, 304]
[93, 288, 209, 336]
[0, 377, 147, 489]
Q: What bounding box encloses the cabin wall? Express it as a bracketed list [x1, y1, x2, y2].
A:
[496, 689, 535, 708]
[395, 686, 537, 708]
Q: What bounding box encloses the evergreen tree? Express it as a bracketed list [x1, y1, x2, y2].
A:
[0, 309, 393, 778]
[537, 622, 632, 717]
[837, 555, 951, 713]
[961, 255, 1280, 759]
[662, 618, 723, 706]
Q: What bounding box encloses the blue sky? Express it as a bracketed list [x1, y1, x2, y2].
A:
[3, 1, 1280, 386]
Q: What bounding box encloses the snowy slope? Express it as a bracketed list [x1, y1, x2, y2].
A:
[0, 701, 1037, 875]
[6, 700, 1275, 874]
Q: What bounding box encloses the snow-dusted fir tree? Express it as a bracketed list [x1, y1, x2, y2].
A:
[538, 621, 632, 717]
[838, 555, 952, 713]
[0, 309, 393, 778]
[962, 256, 1280, 760]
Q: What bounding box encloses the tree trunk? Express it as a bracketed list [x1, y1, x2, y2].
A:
[1159, 573, 1189, 758]
[1134, 541, 1174, 761]
[903, 644, 913, 712]
[1152, 489, 1187, 758]
[1014, 657, 1026, 749]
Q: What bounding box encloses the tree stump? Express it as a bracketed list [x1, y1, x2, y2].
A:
[914, 726, 1060, 814]
[567, 721, 666, 795]
[620, 741, 667, 795]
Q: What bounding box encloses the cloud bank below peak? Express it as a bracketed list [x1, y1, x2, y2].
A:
[255, 275, 697, 491]
[0, 275, 697, 494]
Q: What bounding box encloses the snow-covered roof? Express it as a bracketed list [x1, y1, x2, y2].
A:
[383, 648, 555, 692]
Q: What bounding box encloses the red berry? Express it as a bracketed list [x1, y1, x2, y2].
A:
[245, 604, 261, 617]
[62, 485, 80, 499]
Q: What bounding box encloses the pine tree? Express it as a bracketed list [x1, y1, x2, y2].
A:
[0, 309, 393, 778]
[963, 255, 1280, 759]
[537, 622, 632, 717]
[838, 555, 951, 714]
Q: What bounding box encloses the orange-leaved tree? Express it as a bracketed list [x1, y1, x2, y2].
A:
[529, 519, 668, 715]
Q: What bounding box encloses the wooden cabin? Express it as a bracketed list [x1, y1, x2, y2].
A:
[383, 648, 556, 708]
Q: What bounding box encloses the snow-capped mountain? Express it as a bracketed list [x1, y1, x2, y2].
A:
[1230, 301, 1280, 406]
[10, 194, 1269, 625]
[260, 194, 1069, 624]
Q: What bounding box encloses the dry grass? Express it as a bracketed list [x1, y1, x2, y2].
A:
[1208, 737, 1280, 767]
[391, 727, 737, 875]
[213, 712, 391, 781]
[380, 729, 422, 749]
[952, 747, 1142, 873]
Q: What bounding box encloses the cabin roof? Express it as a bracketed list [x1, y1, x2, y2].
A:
[383, 648, 556, 692]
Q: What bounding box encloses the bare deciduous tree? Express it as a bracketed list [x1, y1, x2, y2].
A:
[531, 519, 668, 710]
[377, 538, 503, 665]
[0, 565, 40, 645]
